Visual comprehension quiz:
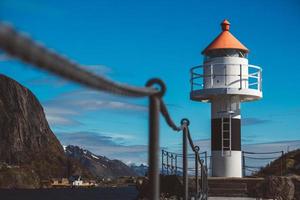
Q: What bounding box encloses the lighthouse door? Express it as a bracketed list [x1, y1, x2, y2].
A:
[221, 112, 233, 156]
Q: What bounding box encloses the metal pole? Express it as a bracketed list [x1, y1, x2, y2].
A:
[280, 151, 284, 176]
[240, 64, 242, 89]
[171, 154, 174, 174]
[175, 155, 178, 175]
[242, 151, 245, 177]
[195, 153, 199, 198]
[148, 95, 160, 200]
[167, 151, 169, 175]
[183, 127, 188, 200]
[161, 150, 164, 175]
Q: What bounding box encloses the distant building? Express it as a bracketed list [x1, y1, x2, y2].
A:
[69, 175, 96, 187]
[69, 176, 83, 186]
[51, 178, 70, 188]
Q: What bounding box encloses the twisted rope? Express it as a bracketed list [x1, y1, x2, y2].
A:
[0, 23, 184, 132]
[0, 23, 157, 97]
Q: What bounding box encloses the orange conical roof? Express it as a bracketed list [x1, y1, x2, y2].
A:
[202, 19, 249, 55]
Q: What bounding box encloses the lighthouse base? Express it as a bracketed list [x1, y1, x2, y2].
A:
[211, 150, 242, 177]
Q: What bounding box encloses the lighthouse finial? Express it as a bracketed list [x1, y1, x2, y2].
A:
[221, 19, 230, 31]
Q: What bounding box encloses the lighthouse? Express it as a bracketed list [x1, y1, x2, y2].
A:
[190, 20, 262, 177]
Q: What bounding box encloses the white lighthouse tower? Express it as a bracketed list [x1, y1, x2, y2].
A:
[190, 20, 262, 177]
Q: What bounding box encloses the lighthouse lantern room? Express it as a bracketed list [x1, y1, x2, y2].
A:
[190, 20, 263, 177]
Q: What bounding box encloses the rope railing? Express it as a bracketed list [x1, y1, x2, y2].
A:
[0, 23, 157, 97]
[181, 119, 208, 200]
[0, 23, 208, 200]
[242, 151, 284, 177]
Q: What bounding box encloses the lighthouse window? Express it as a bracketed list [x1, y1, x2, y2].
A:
[204, 49, 248, 61]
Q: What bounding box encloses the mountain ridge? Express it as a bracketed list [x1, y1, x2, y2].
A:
[65, 145, 138, 178]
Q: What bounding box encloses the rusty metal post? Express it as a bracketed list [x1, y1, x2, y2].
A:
[146, 79, 166, 200]
[201, 161, 204, 194]
[148, 95, 160, 200]
[195, 152, 199, 198]
[146, 79, 165, 200]
[281, 151, 284, 176]
[175, 154, 178, 175]
[161, 150, 164, 175]
[181, 119, 190, 200]
[183, 127, 188, 200]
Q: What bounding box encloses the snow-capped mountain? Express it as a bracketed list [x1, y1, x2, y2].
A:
[65, 145, 138, 178]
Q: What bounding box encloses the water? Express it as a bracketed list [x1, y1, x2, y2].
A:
[0, 187, 138, 200]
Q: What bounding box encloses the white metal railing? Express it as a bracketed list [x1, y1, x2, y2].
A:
[190, 64, 262, 92]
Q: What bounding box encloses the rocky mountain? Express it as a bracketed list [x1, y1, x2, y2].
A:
[65, 145, 138, 178]
[129, 163, 148, 176]
[0, 74, 90, 188]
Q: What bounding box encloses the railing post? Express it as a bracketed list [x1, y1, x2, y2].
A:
[210, 64, 213, 88]
[161, 150, 164, 175]
[175, 155, 178, 175]
[240, 64, 242, 89]
[148, 95, 160, 200]
[195, 146, 200, 199]
[242, 151, 245, 177]
[195, 153, 199, 197]
[166, 151, 169, 175]
[280, 151, 284, 176]
[146, 79, 165, 200]
[181, 119, 190, 200]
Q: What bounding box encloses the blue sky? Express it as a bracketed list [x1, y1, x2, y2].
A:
[1, 0, 300, 164]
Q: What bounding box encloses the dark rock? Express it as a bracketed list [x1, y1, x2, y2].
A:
[129, 164, 148, 176]
[256, 176, 295, 200]
[0, 74, 89, 188]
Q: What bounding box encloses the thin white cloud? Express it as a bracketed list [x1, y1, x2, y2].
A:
[242, 117, 271, 126]
[43, 89, 147, 128]
[44, 106, 81, 126]
[46, 115, 79, 126]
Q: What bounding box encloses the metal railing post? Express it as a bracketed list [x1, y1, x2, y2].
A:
[148, 95, 160, 200]
[161, 150, 164, 175]
[166, 151, 169, 175]
[146, 79, 165, 200]
[201, 162, 204, 194]
[195, 146, 200, 199]
[240, 64, 242, 89]
[181, 119, 189, 200]
[281, 151, 284, 176]
[183, 127, 188, 200]
[175, 155, 178, 175]
[242, 151, 245, 177]
[195, 153, 199, 197]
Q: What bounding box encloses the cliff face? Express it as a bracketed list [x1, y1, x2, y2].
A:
[65, 145, 138, 178]
[0, 74, 89, 188]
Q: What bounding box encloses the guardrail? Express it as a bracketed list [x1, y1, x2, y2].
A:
[181, 119, 208, 200]
[162, 148, 208, 200]
[242, 151, 284, 177]
[190, 64, 262, 92]
[0, 23, 208, 200]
